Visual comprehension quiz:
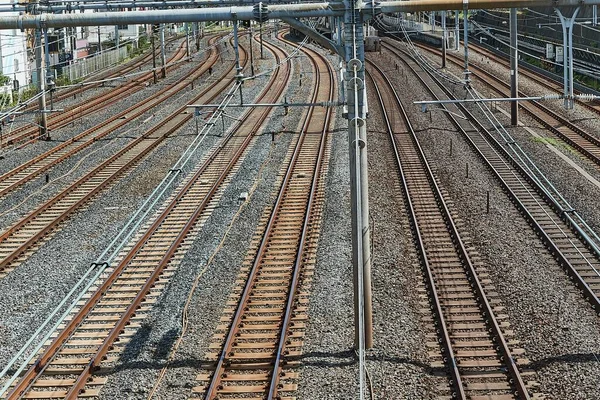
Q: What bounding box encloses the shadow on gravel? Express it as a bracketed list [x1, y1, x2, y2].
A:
[288, 349, 443, 375]
[528, 353, 600, 369]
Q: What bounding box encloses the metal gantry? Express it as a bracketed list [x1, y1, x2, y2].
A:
[2, 3, 600, 398]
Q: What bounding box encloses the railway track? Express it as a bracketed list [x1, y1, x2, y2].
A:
[0, 37, 236, 281]
[1, 39, 189, 149]
[17, 35, 182, 114]
[0, 36, 223, 201]
[467, 43, 600, 116]
[383, 43, 600, 317]
[408, 40, 600, 169]
[192, 39, 334, 400]
[366, 54, 532, 400]
[1, 35, 292, 400]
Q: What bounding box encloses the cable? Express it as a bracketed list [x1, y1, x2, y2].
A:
[145, 122, 276, 400]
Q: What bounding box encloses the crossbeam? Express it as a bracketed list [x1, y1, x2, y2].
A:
[414, 93, 600, 112]
[0, 1, 598, 29]
[188, 101, 341, 108]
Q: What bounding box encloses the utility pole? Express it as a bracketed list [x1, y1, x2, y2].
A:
[233, 19, 243, 104]
[463, 7, 470, 85]
[259, 22, 264, 59]
[343, 0, 373, 352]
[248, 26, 255, 76]
[454, 10, 459, 51]
[97, 25, 101, 54]
[151, 29, 157, 83]
[34, 29, 48, 140]
[441, 10, 447, 68]
[159, 23, 166, 78]
[556, 7, 580, 109]
[185, 22, 190, 59]
[44, 28, 55, 114]
[114, 25, 119, 52]
[510, 8, 518, 125]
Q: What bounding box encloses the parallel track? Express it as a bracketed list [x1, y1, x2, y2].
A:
[194, 38, 334, 400]
[22, 35, 181, 113]
[3, 37, 292, 400]
[367, 56, 531, 400]
[0, 37, 232, 280]
[466, 43, 600, 116]
[383, 42, 600, 317]
[410, 40, 600, 169]
[1, 39, 188, 149]
[0, 36, 222, 201]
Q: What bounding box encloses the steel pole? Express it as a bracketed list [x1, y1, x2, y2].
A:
[115, 25, 119, 51]
[454, 10, 459, 50]
[558, 10, 568, 107]
[159, 23, 166, 78]
[344, 1, 372, 351]
[510, 7, 518, 125]
[185, 22, 190, 59]
[594, 5, 598, 26]
[259, 22, 264, 59]
[441, 10, 446, 68]
[151, 33, 157, 83]
[44, 28, 51, 85]
[248, 26, 255, 76]
[233, 19, 241, 75]
[463, 6, 470, 84]
[34, 29, 48, 140]
[97, 25, 102, 53]
[567, 7, 579, 109]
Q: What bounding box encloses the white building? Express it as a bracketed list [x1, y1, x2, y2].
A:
[0, 0, 30, 92]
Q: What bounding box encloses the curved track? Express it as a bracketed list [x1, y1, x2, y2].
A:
[194, 38, 335, 400]
[1, 39, 189, 149]
[0, 36, 222, 201]
[20, 35, 182, 112]
[367, 56, 531, 400]
[2, 35, 292, 400]
[0, 37, 230, 280]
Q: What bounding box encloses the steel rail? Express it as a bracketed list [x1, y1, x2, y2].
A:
[385, 38, 600, 254]
[0, 36, 224, 201]
[0, 38, 230, 279]
[3, 42, 253, 400]
[13, 34, 182, 116]
[468, 43, 600, 116]
[367, 57, 530, 400]
[1, 39, 188, 149]
[63, 79, 269, 400]
[0, 63, 247, 400]
[202, 34, 298, 399]
[267, 41, 334, 400]
[384, 43, 600, 313]
[414, 42, 600, 169]
[202, 35, 333, 399]
[63, 35, 294, 399]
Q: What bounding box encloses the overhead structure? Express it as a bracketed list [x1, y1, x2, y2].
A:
[510, 7, 518, 125]
[2, 0, 599, 382]
[1, 1, 600, 29]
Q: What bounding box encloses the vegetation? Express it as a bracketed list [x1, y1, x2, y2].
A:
[532, 136, 575, 153]
[0, 73, 10, 86]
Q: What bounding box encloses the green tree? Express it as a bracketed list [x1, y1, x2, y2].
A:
[0, 73, 10, 86]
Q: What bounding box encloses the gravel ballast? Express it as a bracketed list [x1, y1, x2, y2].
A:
[371, 40, 600, 399]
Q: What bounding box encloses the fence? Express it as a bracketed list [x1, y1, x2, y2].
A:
[62, 46, 129, 82]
